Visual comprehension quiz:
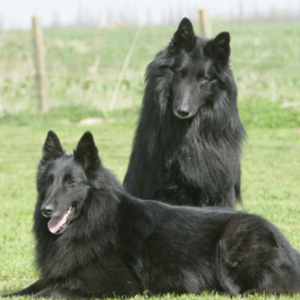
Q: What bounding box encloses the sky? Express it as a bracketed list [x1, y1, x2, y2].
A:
[1, 0, 300, 29]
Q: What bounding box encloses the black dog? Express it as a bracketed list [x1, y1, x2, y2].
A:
[3, 131, 300, 298]
[124, 18, 246, 208]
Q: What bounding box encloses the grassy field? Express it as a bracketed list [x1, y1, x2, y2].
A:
[0, 20, 300, 300]
[1, 21, 300, 116]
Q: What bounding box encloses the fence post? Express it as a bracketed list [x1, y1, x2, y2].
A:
[0, 29, 5, 118]
[32, 15, 48, 113]
[199, 8, 212, 38]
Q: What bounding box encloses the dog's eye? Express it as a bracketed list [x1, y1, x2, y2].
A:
[178, 72, 183, 79]
[199, 77, 207, 83]
[67, 179, 74, 185]
[47, 177, 53, 185]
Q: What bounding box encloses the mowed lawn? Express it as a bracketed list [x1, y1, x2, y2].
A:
[1, 120, 300, 300]
[0, 20, 300, 300]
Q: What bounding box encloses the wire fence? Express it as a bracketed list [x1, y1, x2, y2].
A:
[0, 16, 299, 117]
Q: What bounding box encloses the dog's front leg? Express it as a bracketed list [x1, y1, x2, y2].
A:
[2, 279, 45, 297]
[31, 287, 88, 300]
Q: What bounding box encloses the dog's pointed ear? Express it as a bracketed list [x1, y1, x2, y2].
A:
[74, 131, 100, 170]
[170, 18, 196, 50]
[41, 130, 64, 164]
[205, 32, 231, 63]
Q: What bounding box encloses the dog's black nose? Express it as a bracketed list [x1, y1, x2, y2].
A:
[41, 205, 54, 217]
[176, 110, 190, 118]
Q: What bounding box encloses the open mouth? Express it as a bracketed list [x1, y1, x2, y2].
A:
[48, 206, 74, 235]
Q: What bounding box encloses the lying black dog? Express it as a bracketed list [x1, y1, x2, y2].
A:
[3, 131, 300, 298]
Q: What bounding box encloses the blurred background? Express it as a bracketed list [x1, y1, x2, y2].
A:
[0, 0, 299, 126]
[2, 0, 300, 29]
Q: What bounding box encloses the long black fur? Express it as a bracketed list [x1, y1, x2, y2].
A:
[123, 18, 246, 208]
[3, 131, 300, 298]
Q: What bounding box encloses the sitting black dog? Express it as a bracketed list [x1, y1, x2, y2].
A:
[124, 18, 246, 208]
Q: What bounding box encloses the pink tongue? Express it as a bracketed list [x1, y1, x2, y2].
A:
[48, 211, 69, 234]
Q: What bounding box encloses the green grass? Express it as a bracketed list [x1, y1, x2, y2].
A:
[1, 113, 300, 300]
[1, 21, 300, 300]
[1, 22, 300, 116]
